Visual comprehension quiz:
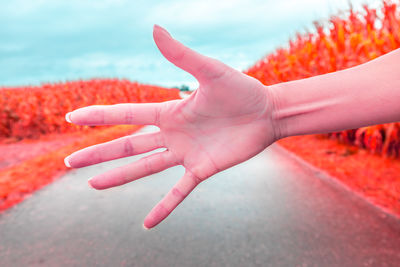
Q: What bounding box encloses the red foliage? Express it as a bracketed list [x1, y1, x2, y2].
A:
[0, 80, 181, 211]
[0, 125, 142, 211]
[277, 134, 400, 217]
[246, 0, 400, 158]
[0, 133, 80, 169]
[0, 79, 180, 140]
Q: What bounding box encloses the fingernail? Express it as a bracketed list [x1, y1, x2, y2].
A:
[64, 156, 71, 168]
[87, 179, 95, 189]
[142, 223, 150, 230]
[65, 112, 72, 123]
[154, 24, 171, 37]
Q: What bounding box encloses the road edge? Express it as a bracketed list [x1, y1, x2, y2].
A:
[271, 142, 400, 224]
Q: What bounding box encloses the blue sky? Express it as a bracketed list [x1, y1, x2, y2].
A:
[0, 0, 382, 89]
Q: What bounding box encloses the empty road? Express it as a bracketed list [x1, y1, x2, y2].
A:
[1, 126, 400, 267]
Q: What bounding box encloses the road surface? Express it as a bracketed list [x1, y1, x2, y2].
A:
[1, 126, 400, 266]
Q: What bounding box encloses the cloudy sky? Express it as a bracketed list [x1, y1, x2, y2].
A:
[0, 0, 382, 89]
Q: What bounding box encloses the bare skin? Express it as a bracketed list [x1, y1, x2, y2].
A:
[64, 25, 279, 229]
[65, 25, 400, 229]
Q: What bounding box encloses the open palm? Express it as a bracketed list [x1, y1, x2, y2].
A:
[65, 25, 279, 229]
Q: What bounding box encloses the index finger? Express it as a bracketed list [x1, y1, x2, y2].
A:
[66, 103, 163, 126]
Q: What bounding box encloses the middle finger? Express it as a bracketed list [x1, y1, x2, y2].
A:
[65, 131, 165, 168]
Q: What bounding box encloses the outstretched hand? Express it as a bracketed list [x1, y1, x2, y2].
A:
[64, 25, 279, 229]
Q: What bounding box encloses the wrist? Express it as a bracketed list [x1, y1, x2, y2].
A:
[264, 49, 400, 141]
[264, 83, 289, 140]
[266, 75, 344, 139]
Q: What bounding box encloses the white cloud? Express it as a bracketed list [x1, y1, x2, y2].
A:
[0, 0, 385, 88]
[2, 0, 129, 16]
[146, 0, 382, 29]
[67, 53, 159, 73]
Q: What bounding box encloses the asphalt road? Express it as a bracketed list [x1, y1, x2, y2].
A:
[1, 126, 400, 267]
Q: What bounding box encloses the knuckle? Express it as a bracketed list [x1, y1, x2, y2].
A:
[171, 187, 185, 200]
[155, 132, 165, 147]
[173, 47, 186, 62]
[154, 105, 161, 126]
[125, 105, 134, 124]
[165, 150, 180, 165]
[186, 169, 203, 184]
[143, 157, 154, 173]
[124, 139, 134, 155]
[199, 58, 230, 81]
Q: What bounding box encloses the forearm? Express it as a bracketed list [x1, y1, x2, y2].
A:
[268, 48, 400, 139]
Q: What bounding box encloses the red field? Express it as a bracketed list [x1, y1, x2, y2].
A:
[1, 0, 400, 217]
[277, 135, 400, 217]
[245, 0, 400, 216]
[246, 0, 400, 159]
[0, 80, 180, 211]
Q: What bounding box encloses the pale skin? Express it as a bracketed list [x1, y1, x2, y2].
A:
[65, 25, 400, 229]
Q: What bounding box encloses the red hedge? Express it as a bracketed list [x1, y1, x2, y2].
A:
[246, 0, 400, 158]
[0, 79, 180, 140]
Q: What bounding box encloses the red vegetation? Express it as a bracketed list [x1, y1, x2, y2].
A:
[0, 80, 180, 211]
[2, 1, 400, 217]
[246, 0, 400, 216]
[0, 133, 80, 170]
[246, 0, 400, 158]
[0, 125, 142, 211]
[277, 135, 400, 217]
[0, 79, 180, 140]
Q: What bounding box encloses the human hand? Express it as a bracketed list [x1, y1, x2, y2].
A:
[64, 25, 280, 229]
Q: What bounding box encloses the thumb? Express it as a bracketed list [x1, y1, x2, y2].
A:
[153, 25, 229, 83]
